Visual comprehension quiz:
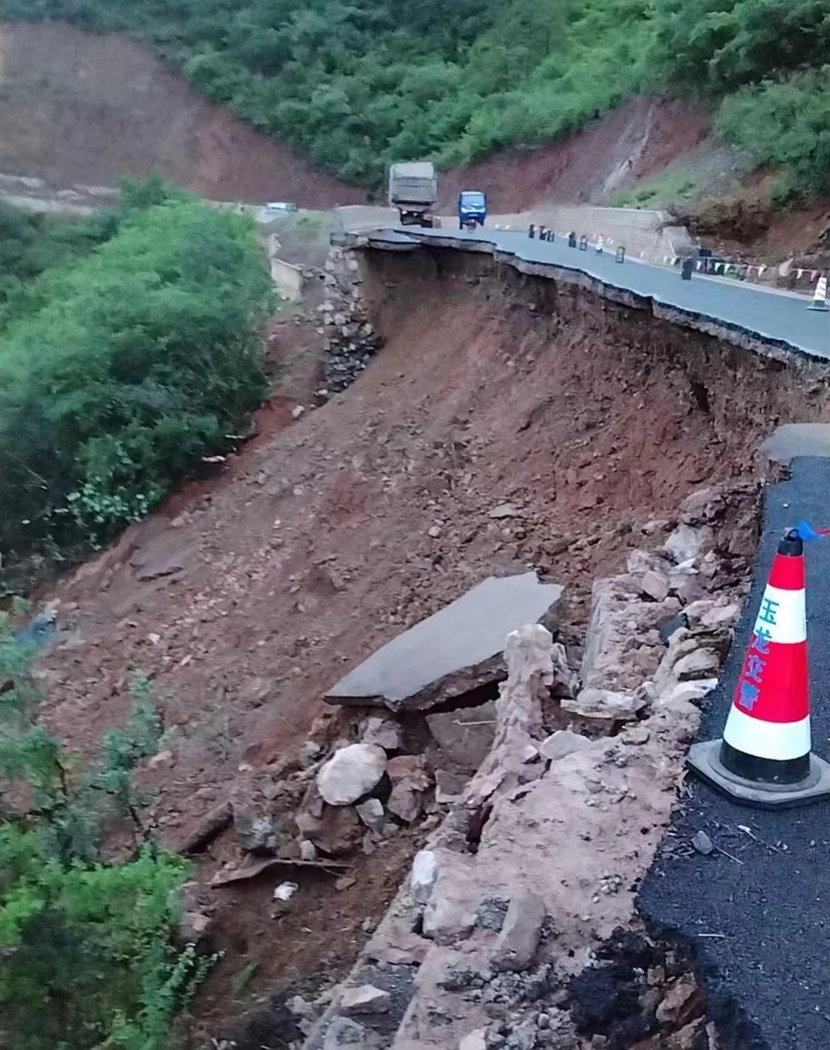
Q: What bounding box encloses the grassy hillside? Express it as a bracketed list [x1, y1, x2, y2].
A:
[1, 0, 828, 197]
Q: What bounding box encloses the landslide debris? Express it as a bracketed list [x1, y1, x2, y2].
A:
[29, 241, 830, 1040]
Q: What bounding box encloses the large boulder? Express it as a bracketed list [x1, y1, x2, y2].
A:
[317, 743, 387, 806]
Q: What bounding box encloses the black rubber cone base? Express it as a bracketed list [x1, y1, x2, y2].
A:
[808, 302, 828, 311]
[688, 740, 830, 809]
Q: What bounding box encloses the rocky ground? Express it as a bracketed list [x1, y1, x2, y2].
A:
[244, 483, 755, 1050]
[28, 240, 830, 1043]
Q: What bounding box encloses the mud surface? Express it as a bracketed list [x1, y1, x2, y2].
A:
[0, 21, 364, 205]
[35, 247, 830, 1030]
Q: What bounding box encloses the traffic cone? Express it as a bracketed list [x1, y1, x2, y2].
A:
[687, 529, 830, 808]
[808, 275, 828, 311]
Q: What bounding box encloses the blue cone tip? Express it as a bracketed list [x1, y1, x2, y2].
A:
[795, 520, 822, 542]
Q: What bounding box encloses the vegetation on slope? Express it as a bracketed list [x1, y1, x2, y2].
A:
[2, 0, 828, 197]
[0, 617, 206, 1050]
[0, 182, 273, 577]
[0, 204, 118, 308]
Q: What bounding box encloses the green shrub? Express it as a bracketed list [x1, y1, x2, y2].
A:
[0, 630, 208, 1050]
[716, 68, 830, 196]
[0, 193, 273, 561]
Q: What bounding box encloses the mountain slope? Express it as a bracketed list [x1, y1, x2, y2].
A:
[2, 0, 827, 198]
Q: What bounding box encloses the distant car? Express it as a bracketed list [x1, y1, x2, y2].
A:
[264, 201, 299, 214]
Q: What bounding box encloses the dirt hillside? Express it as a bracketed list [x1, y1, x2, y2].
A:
[438, 97, 709, 211]
[0, 21, 365, 205]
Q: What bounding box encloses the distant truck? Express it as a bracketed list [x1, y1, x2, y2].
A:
[389, 162, 439, 227]
[458, 190, 487, 230]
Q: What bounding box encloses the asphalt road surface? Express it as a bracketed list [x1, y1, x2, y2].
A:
[641, 457, 830, 1050]
[392, 227, 830, 363]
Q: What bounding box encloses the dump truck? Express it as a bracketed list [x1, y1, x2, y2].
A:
[388, 161, 439, 227]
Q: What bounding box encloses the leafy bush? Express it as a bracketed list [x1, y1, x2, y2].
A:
[0, 190, 273, 563]
[0, 202, 119, 316]
[0, 627, 208, 1050]
[716, 68, 830, 196]
[651, 0, 830, 93]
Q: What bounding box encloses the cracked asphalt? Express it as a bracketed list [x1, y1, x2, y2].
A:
[390, 227, 830, 362]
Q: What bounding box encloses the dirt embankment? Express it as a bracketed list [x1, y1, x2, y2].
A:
[439, 97, 709, 211]
[34, 248, 830, 1034]
[0, 21, 364, 206]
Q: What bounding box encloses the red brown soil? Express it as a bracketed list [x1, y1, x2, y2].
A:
[35, 247, 830, 1030]
[683, 175, 830, 265]
[0, 21, 364, 206]
[439, 97, 709, 211]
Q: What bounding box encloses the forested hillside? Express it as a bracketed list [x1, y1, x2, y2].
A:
[2, 0, 828, 198]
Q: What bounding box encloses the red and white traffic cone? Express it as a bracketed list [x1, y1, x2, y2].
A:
[688, 529, 830, 807]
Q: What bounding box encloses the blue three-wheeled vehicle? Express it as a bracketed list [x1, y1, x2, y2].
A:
[458, 190, 487, 230]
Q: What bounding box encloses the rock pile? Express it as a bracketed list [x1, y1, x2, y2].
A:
[292, 482, 753, 1050]
[321, 245, 381, 392]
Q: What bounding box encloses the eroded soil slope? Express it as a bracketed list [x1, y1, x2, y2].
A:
[36, 247, 830, 1025]
[0, 21, 364, 205]
[439, 97, 709, 211]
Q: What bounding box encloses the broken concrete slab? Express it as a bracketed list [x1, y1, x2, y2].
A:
[491, 891, 547, 972]
[325, 572, 562, 713]
[562, 687, 644, 724]
[540, 729, 593, 761]
[426, 703, 496, 773]
[340, 984, 391, 1015]
[579, 575, 680, 694]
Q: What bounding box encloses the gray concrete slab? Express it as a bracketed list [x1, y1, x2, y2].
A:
[388, 227, 830, 363]
[325, 572, 562, 712]
[639, 457, 830, 1050]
